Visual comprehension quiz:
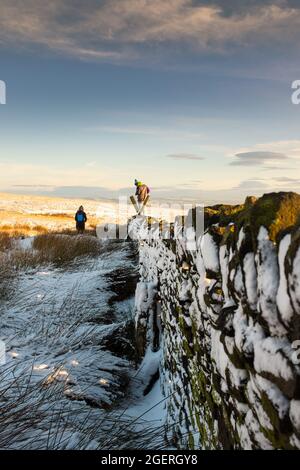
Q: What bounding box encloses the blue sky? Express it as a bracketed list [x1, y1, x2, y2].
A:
[0, 0, 300, 203]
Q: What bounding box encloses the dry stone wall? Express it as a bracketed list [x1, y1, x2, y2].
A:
[133, 192, 300, 449]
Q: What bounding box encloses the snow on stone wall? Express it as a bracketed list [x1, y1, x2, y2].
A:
[132, 192, 300, 449]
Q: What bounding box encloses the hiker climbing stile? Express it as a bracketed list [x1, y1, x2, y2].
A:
[134, 179, 150, 215]
[75, 205, 87, 234]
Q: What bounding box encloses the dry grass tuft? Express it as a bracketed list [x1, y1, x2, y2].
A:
[0, 232, 13, 252]
[2, 234, 101, 271]
[0, 233, 17, 297]
[0, 231, 102, 297]
[0, 224, 48, 237]
[59, 228, 97, 237]
[32, 233, 101, 266]
[0, 257, 16, 298]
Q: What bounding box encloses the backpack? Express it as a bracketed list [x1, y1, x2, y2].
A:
[77, 212, 85, 223]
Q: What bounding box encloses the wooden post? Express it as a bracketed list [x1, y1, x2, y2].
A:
[130, 195, 139, 213]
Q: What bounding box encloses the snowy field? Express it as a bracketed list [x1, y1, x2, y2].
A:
[0, 192, 185, 235]
[0, 231, 167, 449]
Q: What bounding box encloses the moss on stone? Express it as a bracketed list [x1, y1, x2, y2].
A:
[188, 432, 195, 449]
[204, 203, 245, 228]
[259, 390, 293, 449]
[236, 192, 300, 241]
[205, 191, 300, 242]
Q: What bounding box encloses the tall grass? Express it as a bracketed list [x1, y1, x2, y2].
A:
[1, 232, 101, 269]
[0, 255, 16, 299]
[0, 233, 16, 298]
[32, 233, 101, 265]
[0, 232, 13, 251]
[0, 360, 168, 450]
[0, 231, 102, 298]
[0, 223, 48, 237]
[0, 267, 165, 450]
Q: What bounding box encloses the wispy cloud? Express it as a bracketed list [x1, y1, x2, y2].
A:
[13, 184, 55, 189]
[87, 125, 203, 139]
[0, 160, 129, 189]
[230, 140, 300, 169]
[272, 176, 300, 185]
[253, 139, 300, 153]
[89, 126, 160, 135]
[230, 151, 289, 167]
[233, 179, 269, 190]
[230, 175, 300, 193]
[262, 165, 296, 171]
[166, 153, 205, 161]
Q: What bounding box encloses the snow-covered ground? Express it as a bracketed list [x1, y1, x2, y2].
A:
[0, 236, 167, 449]
[0, 192, 187, 234]
[125, 348, 166, 429]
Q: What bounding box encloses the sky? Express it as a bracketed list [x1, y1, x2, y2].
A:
[0, 0, 300, 204]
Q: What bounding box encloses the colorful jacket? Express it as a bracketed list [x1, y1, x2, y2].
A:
[135, 182, 150, 202]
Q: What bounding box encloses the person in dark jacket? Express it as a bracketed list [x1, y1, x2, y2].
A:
[75, 205, 87, 234]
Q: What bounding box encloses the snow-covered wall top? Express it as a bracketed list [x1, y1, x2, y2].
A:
[132, 192, 300, 450]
